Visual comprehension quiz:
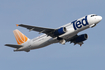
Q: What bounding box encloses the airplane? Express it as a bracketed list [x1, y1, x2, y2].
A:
[5, 14, 102, 52]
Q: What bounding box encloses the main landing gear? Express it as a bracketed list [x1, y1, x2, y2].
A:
[57, 37, 66, 45]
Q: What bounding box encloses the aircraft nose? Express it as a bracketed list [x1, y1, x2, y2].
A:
[98, 16, 102, 21]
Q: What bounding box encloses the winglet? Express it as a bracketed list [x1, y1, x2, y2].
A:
[16, 24, 19, 27]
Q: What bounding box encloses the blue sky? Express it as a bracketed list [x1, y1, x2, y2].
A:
[0, 0, 105, 70]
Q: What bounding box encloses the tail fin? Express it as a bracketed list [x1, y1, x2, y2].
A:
[13, 29, 29, 45]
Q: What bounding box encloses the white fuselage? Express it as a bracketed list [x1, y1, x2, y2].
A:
[15, 14, 102, 51]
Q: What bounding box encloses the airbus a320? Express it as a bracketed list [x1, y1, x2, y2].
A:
[5, 14, 102, 52]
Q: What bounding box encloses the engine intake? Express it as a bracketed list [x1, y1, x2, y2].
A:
[54, 27, 66, 36]
[74, 34, 88, 43]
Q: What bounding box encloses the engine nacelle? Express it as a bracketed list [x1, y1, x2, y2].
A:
[54, 27, 66, 36]
[75, 34, 88, 43]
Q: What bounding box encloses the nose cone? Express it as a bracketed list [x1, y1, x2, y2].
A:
[95, 16, 102, 24]
[98, 16, 102, 21]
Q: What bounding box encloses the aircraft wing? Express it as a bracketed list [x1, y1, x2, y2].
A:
[17, 24, 56, 37]
[5, 44, 23, 49]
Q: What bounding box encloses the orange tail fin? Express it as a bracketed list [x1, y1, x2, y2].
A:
[13, 29, 29, 45]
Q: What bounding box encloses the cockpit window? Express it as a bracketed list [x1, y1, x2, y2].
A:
[91, 14, 97, 17]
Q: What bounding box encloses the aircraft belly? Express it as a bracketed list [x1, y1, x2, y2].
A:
[30, 37, 57, 49]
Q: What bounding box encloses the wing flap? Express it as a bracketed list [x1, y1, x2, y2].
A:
[5, 44, 23, 48]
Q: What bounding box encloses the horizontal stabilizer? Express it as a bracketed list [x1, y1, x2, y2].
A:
[5, 44, 23, 48]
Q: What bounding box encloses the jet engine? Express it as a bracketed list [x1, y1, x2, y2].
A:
[54, 27, 67, 36]
[74, 34, 88, 43]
